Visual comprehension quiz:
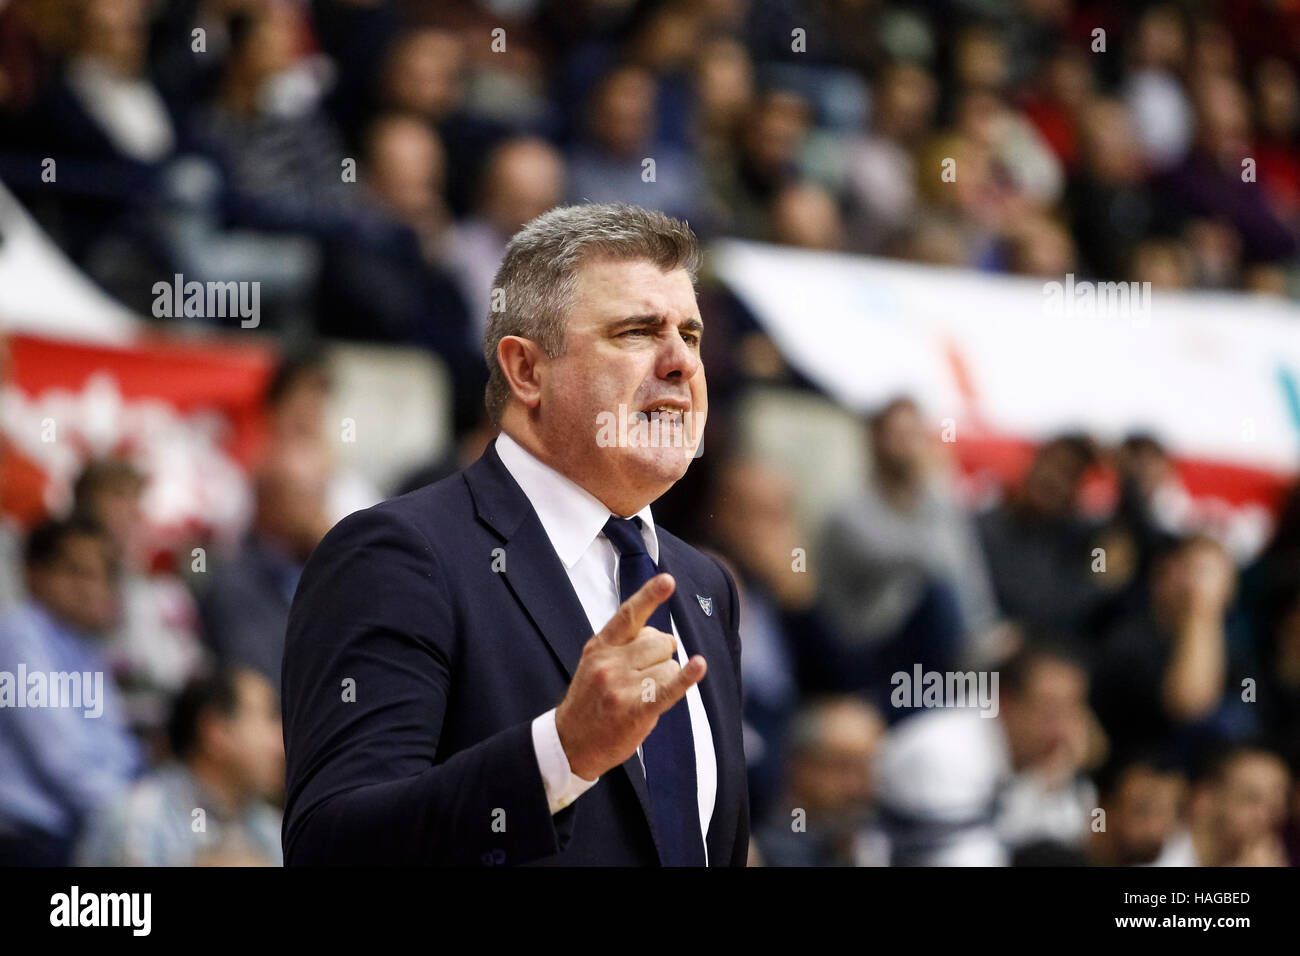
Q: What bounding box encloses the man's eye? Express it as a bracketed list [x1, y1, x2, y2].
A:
[622, 328, 650, 337]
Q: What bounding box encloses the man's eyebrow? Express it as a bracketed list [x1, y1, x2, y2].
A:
[606, 314, 705, 334]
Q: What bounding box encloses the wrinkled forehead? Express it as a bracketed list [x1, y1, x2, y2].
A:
[568, 256, 700, 327]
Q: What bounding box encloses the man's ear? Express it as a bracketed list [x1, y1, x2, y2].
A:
[497, 335, 546, 409]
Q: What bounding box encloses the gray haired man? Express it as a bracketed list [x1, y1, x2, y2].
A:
[282, 203, 750, 865]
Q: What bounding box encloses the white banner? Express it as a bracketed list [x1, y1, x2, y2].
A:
[710, 240, 1300, 477]
[0, 180, 138, 343]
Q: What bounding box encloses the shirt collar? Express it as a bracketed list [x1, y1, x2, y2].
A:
[493, 431, 659, 567]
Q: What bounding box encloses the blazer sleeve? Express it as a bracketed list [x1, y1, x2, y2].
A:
[714, 558, 751, 868]
[280, 507, 562, 865]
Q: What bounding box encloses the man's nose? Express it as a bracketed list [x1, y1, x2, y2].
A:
[656, 330, 701, 380]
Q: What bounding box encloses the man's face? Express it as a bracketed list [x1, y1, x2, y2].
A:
[1112, 767, 1186, 864]
[1215, 754, 1290, 852]
[713, 462, 795, 557]
[29, 534, 120, 634]
[88, 480, 145, 561]
[791, 704, 883, 829]
[216, 671, 285, 802]
[1118, 443, 1172, 501]
[1003, 660, 1088, 768]
[487, 145, 564, 234]
[257, 441, 331, 556]
[873, 404, 926, 481]
[368, 121, 443, 224]
[536, 258, 707, 515]
[1023, 446, 1087, 518]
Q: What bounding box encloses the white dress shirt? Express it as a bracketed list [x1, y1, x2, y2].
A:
[495, 432, 716, 859]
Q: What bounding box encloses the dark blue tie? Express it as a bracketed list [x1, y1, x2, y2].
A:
[602, 516, 706, 866]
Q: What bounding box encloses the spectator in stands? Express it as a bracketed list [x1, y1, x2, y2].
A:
[1067, 98, 1162, 281]
[1158, 71, 1298, 274]
[1253, 579, 1300, 754]
[1113, 434, 1193, 555]
[376, 27, 464, 129]
[842, 62, 936, 254]
[29, 0, 176, 167]
[754, 696, 889, 867]
[1091, 535, 1255, 765]
[6, 0, 1299, 318]
[364, 113, 454, 258]
[690, 36, 755, 175]
[1155, 745, 1291, 866]
[567, 64, 703, 222]
[446, 137, 566, 349]
[261, 346, 383, 525]
[1244, 479, 1300, 619]
[198, 440, 331, 687]
[71, 457, 207, 738]
[954, 88, 1065, 217]
[1006, 213, 1077, 278]
[1243, 483, 1300, 751]
[1252, 57, 1300, 227]
[708, 89, 811, 241]
[199, 2, 352, 230]
[875, 645, 1099, 866]
[768, 182, 845, 251]
[1088, 754, 1188, 866]
[915, 132, 1003, 269]
[372, 25, 504, 217]
[819, 397, 1000, 661]
[620, 0, 707, 150]
[701, 457, 849, 821]
[318, 114, 479, 426]
[1088, 434, 1194, 634]
[318, 114, 465, 339]
[977, 434, 1108, 643]
[1128, 236, 1196, 288]
[13, 0, 180, 278]
[1123, 5, 1194, 171]
[0, 517, 143, 864]
[1019, 47, 1094, 174]
[77, 666, 284, 866]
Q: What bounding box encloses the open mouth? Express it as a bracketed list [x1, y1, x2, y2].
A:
[634, 403, 688, 426]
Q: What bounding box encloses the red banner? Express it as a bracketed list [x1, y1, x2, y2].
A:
[2, 332, 276, 562]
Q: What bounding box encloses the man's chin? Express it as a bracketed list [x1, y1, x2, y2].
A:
[623, 444, 694, 487]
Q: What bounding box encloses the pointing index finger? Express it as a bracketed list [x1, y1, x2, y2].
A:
[600, 573, 674, 646]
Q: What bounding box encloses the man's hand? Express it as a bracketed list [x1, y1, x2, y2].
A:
[554, 573, 706, 781]
[1181, 539, 1236, 619]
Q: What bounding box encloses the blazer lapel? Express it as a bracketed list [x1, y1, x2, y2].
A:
[464, 441, 665, 862]
[463, 441, 590, 679]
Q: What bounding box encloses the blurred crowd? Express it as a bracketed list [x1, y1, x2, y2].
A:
[1, 0, 1299, 866]
[7, 0, 1300, 370]
[689, 407, 1300, 867]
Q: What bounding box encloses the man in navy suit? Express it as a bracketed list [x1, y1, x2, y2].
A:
[281, 203, 749, 865]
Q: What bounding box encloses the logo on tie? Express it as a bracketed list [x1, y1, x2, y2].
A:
[696, 595, 713, 616]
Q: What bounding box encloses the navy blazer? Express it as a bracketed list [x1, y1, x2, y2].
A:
[281, 439, 749, 865]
